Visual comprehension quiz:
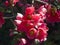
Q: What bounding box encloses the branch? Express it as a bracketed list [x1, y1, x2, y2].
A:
[35, 0, 56, 7]
[3, 16, 15, 19]
[35, 0, 48, 4]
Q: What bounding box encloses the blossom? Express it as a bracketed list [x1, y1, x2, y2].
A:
[4, 0, 9, 7]
[31, 14, 41, 23]
[17, 20, 34, 32]
[26, 28, 37, 39]
[37, 28, 47, 42]
[15, 13, 23, 26]
[14, 6, 49, 42]
[46, 6, 60, 23]
[13, 0, 19, 5]
[25, 6, 35, 15]
[38, 5, 47, 15]
[16, 13, 23, 20]
[19, 38, 27, 45]
[38, 5, 47, 20]
[0, 12, 5, 28]
[38, 23, 49, 31]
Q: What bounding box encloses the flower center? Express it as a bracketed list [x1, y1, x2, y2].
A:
[30, 30, 34, 36]
[27, 15, 32, 20]
[51, 7, 57, 16]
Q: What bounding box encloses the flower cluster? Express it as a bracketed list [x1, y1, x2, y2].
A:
[45, 4, 60, 23]
[0, 0, 60, 45]
[15, 5, 49, 45]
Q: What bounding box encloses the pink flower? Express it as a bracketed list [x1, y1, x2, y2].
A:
[32, 14, 41, 22]
[14, 13, 23, 26]
[17, 20, 34, 32]
[23, 14, 41, 25]
[0, 12, 5, 28]
[38, 5, 47, 14]
[14, 20, 22, 26]
[25, 6, 35, 15]
[38, 23, 49, 31]
[23, 14, 33, 20]
[37, 28, 47, 42]
[38, 5, 47, 20]
[4, 0, 9, 7]
[46, 7, 60, 23]
[16, 13, 23, 20]
[45, 4, 51, 11]
[13, 0, 19, 5]
[19, 38, 27, 45]
[26, 28, 37, 39]
[14, 5, 49, 42]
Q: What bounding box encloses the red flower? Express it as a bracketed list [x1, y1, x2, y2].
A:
[32, 14, 41, 22]
[4, 0, 9, 7]
[23, 14, 41, 25]
[0, 12, 5, 28]
[38, 5, 47, 15]
[46, 7, 60, 23]
[19, 38, 27, 45]
[14, 6, 49, 42]
[38, 5, 47, 20]
[38, 23, 49, 31]
[25, 6, 35, 15]
[37, 28, 47, 42]
[16, 13, 23, 20]
[26, 28, 37, 39]
[17, 20, 34, 32]
[13, 0, 19, 5]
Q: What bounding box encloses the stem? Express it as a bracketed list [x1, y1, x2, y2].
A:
[3, 16, 15, 19]
[10, 19, 17, 30]
[35, 0, 56, 7]
[35, 0, 48, 4]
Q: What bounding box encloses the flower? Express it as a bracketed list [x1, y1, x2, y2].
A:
[4, 0, 9, 7]
[38, 5, 47, 20]
[14, 6, 49, 42]
[13, 0, 19, 5]
[16, 20, 34, 32]
[26, 28, 37, 39]
[25, 6, 35, 15]
[16, 13, 23, 20]
[0, 12, 5, 28]
[37, 28, 47, 42]
[31, 14, 41, 23]
[38, 23, 49, 31]
[19, 38, 27, 45]
[46, 6, 60, 23]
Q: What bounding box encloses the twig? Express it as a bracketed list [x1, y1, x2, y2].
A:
[3, 6, 17, 19]
[35, 0, 48, 4]
[3, 16, 15, 19]
[10, 19, 17, 30]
